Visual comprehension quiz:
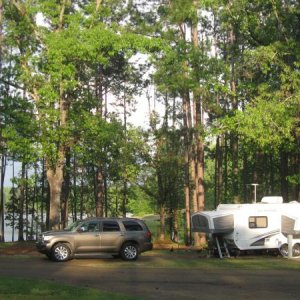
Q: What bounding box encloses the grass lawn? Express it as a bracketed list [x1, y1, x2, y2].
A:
[0, 276, 139, 300]
[126, 249, 300, 270]
[1, 245, 300, 299]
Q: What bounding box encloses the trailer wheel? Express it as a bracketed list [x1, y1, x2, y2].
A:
[293, 244, 300, 257]
[279, 244, 288, 257]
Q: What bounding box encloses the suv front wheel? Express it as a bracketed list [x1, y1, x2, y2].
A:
[52, 243, 71, 262]
[120, 243, 139, 261]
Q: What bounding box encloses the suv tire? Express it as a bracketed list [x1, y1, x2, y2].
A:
[120, 242, 139, 261]
[52, 243, 71, 262]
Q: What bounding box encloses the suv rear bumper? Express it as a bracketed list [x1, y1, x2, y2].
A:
[140, 241, 153, 252]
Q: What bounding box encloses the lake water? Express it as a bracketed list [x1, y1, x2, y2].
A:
[3, 215, 37, 242]
[4, 225, 13, 242]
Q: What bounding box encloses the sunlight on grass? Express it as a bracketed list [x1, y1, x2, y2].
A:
[66, 250, 300, 271]
[139, 250, 300, 270]
[0, 277, 139, 300]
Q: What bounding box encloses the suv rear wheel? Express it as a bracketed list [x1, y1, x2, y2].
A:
[120, 243, 139, 261]
[52, 243, 71, 262]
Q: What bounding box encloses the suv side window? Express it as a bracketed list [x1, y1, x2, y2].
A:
[123, 220, 143, 231]
[102, 221, 120, 232]
[80, 221, 100, 232]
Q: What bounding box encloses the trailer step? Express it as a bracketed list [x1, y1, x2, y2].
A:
[214, 235, 230, 259]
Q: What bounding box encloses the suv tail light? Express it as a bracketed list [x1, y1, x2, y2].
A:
[145, 230, 152, 240]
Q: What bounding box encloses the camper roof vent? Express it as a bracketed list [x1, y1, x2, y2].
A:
[261, 196, 283, 204]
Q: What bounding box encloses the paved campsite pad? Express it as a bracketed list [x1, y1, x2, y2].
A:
[1, 246, 300, 299]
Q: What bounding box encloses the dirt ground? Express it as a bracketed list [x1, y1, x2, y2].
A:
[1, 243, 300, 299]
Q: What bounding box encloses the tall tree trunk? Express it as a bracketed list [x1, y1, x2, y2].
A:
[61, 148, 71, 228]
[242, 151, 248, 202]
[0, 0, 4, 243]
[46, 180, 50, 230]
[94, 67, 105, 217]
[21, 86, 29, 239]
[215, 135, 224, 207]
[18, 162, 26, 241]
[269, 154, 275, 195]
[159, 203, 166, 241]
[252, 153, 258, 202]
[40, 158, 46, 232]
[47, 163, 64, 230]
[191, 17, 206, 246]
[12, 158, 16, 241]
[194, 97, 205, 245]
[46, 138, 65, 230]
[228, 17, 240, 203]
[31, 164, 37, 239]
[72, 154, 77, 221]
[0, 154, 5, 242]
[46, 82, 68, 229]
[224, 133, 229, 203]
[157, 170, 166, 241]
[95, 166, 104, 217]
[280, 150, 289, 202]
[80, 173, 84, 219]
[171, 208, 179, 243]
[25, 168, 28, 240]
[104, 168, 108, 217]
[297, 103, 300, 201]
[182, 90, 192, 245]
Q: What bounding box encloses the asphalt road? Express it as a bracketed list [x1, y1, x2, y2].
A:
[0, 255, 300, 299]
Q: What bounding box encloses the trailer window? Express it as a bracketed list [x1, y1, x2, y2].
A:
[249, 216, 268, 228]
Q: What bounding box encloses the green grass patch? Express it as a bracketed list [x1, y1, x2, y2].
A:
[0, 276, 138, 300]
[52, 250, 300, 271]
[0, 241, 35, 249]
[0, 242, 15, 249]
[140, 250, 300, 270]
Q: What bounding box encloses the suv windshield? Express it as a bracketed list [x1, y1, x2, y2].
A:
[64, 220, 81, 232]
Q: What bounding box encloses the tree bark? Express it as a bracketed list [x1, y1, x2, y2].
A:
[191, 16, 206, 247]
[18, 163, 25, 241]
[215, 135, 224, 206]
[95, 166, 104, 217]
[72, 154, 77, 221]
[46, 91, 68, 230]
[47, 163, 64, 230]
[182, 90, 192, 245]
[229, 29, 240, 203]
[280, 150, 289, 202]
[0, 0, 4, 243]
[159, 203, 166, 241]
[0, 154, 5, 242]
[61, 148, 71, 228]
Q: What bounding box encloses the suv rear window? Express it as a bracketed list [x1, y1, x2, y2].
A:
[102, 221, 120, 232]
[123, 220, 143, 231]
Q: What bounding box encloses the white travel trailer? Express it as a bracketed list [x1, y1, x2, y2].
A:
[191, 196, 300, 258]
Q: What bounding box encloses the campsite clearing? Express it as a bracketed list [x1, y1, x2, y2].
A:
[1, 246, 300, 299]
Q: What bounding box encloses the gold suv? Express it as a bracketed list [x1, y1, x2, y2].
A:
[36, 218, 153, 262]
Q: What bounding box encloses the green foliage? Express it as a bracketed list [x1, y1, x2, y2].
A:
[1, 0, 300, 240]
[2, 96, 38, 163]
[123, 186, 156, 216]
[220, 97, 297, 150]
[0, 276, 137, 300]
